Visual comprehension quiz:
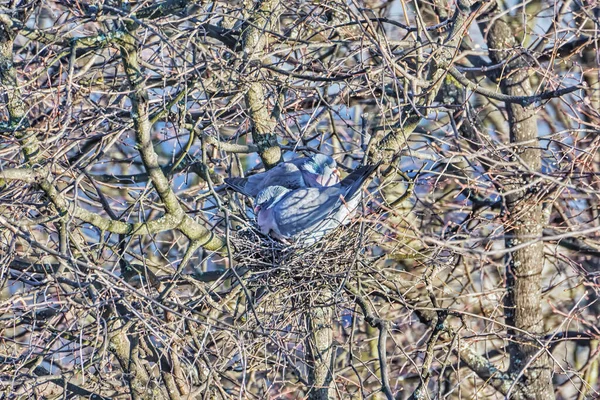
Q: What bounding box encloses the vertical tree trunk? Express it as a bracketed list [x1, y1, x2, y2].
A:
[241, 0, 282, 169]
[306, 290, 335, 399]
[486, 19, 554, 400]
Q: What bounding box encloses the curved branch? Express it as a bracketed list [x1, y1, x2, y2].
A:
[447, 66, 581, 106]
[1, 168, 223, 249]
[118, 29, 223, 250]
[346, 284, 394, 400]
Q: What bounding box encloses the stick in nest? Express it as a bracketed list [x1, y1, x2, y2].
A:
[229, 222, 375, 292]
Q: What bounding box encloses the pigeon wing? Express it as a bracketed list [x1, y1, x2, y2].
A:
[226, 162, 305, 197]
[259, 162, 305, 192]
[272, 164, 379, 241]
[272, 186, 342, 238]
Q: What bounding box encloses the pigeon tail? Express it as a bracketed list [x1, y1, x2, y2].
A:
[224, 177, 250, 196]
[339, 163, 380, 200]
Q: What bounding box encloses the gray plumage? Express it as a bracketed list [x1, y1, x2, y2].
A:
[225, 154, 339, 197]
[254, 164, 378, 244]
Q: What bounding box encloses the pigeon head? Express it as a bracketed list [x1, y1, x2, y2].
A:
[254, 185, 290, 214]
[302, 154, 340, 187]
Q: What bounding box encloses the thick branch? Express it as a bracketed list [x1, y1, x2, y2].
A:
[370, 0, 480, 163]
[0, 168, 222, 250]
[241, 0, 282, 169]
[118, 30, 223, 250]
[306, 290, 336, 400]
[487, 17, 554, 400]
[447, 66, 580, 106]
[109, 321, 164, 400]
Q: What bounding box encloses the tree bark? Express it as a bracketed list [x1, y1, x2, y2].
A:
[487, 19, 554, 400]
[306, 290, 335, 399]
[241, 0, 282, 169]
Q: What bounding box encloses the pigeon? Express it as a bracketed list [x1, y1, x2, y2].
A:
[299, 154, 340, 187]
[254, 163, 379, 244]
[225, 154, 340, 198]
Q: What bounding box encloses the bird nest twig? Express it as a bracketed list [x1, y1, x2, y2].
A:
[230, 222, 376, 294]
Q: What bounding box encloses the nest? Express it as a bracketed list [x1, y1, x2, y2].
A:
[230, 223, 375, 293]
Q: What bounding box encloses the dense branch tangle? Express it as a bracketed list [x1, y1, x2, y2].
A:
[0, 1, 598, 399]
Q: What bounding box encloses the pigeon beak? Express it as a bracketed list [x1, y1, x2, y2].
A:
[254, 205, 261, 214]
[333, 168, 341, 179]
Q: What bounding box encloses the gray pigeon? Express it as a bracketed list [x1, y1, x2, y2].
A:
[225, 154, 339, 198]
[254, 164, 379, 244]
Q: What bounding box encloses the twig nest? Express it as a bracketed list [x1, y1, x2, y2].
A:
[230, 223, 374, 292]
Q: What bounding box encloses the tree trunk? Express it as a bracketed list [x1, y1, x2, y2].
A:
[241, 0, 282, 169]
[487, 19, 554, 400]
[306, 290, 335, 399]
